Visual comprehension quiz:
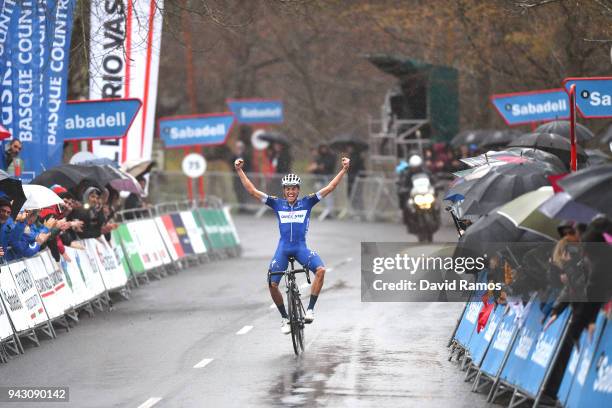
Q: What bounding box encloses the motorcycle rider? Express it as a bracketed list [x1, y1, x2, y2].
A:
[397, 154, 429, 227]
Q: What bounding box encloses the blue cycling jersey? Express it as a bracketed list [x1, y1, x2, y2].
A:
[263, 192, 321, 243]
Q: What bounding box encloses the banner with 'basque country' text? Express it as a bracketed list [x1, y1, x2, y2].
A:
[89, 0, 164, 165]
[0, 0, 75, 182]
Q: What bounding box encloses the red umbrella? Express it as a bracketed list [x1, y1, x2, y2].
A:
[0, 124, 10, 140]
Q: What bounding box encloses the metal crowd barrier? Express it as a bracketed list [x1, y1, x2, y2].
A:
[447, 274, 612, 407]
[148, 171, 402, 222]
[0, 196, 241, 364]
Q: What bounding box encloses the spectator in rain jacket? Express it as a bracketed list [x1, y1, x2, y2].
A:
[7, 210, 53, 261]
[0, 198, 22, 259]
[67, 186, 106, 239]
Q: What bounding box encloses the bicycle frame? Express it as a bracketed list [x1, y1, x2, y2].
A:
[268, 257, 311, 354]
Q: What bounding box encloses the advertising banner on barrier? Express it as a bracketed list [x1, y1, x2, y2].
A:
[115, 224, 145, 276]
[0, 295, 13, 341]
[170, 213, 194, 256]
[180, 211, 207, 254]
[60, 247, 94, 306]
[574, 316, 612, 407]
[158, 113, 235, 148]
[76, 247, 106, 297]
[155, 216, 181, 261]
[500, 303, 571, 396]
[469, 304, 504, 367]
[25, 256, 63, 319]
[481, 308, 518, 377]
[90, 0, 164, 164]
[490, 89, 569, 126]
[64, 98, 142, 141]
[559, 330, 588, 406]
[85, 238, 128, 291]
[198, 209, 222, 250]
[227, 99, 284, 124]
[453, 299, 482, 348]
[142, 219, 172, 265]
[0, 265, 32, 332]
[8, 261, 46, 326]
[111, 230, 133, 279]
[126, 220, 163, 270]
[222, 207, 241, 245]
[40, 250, 73, 314]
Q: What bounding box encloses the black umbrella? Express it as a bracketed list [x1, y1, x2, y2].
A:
[0, 170, 26, 218]
[585, 149, 611, 166]
[479, 130, 521, 150]
[535, 120, 594, 143]
[259, 132, 289, 146]
[600, 124, 612, 145]
[450, 130, 489, 148]
[506, 147, 568, 172]
[330, 134, 368, 152]
[454, 212, 553, 259]
[557, 164, 612, 218]
[31, 164, 107, 190]
[455, 161, 555, 216]
[507, 132, 587, 169]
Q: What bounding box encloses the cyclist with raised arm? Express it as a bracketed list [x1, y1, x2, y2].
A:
[234, 156, 350, 334]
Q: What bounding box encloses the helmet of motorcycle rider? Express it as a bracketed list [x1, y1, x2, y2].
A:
[408, 155, 423, 168]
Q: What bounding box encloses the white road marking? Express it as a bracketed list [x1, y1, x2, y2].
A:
[137, 397, 162, 408]
[300, 282, 309, 289]
[193, 358, 214, 369]
[270, 303, 276, 309]
[236, 325, 253, 335]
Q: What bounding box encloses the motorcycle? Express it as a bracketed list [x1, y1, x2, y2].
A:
[400, 172, 441, 242]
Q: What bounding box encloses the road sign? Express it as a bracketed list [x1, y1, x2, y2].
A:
[159, 113, 235, 148]
[251, 129, 270, 151]
[64, 99, 142, 141]
[490, 89, 569, 126]
[182, 153, 207, 178]
[226, 99, 283, 124]
[563, 77, 612, 118]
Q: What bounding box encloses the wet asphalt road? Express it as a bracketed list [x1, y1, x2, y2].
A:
[1, 214, 489, 408]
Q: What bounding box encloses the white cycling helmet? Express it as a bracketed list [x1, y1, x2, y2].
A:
[408, 154, 423, 168]
[281, 173, 301, 187]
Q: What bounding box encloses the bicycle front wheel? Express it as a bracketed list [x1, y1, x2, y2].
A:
[287, 285, 303, 355]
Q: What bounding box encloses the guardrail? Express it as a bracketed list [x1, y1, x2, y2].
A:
[447, 271, 611, 407]
[0, 197, 241, 364]
[148, 171, 402, 222]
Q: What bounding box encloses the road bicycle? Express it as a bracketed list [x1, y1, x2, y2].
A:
[269, 256, 310, 355]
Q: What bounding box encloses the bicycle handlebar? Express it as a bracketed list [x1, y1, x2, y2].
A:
[268, 268, 312, 285]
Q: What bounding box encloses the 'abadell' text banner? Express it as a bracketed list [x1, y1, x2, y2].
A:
[89, 0, 164, 164]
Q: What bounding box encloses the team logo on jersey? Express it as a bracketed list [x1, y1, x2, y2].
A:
[278, 210, 307, 223]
